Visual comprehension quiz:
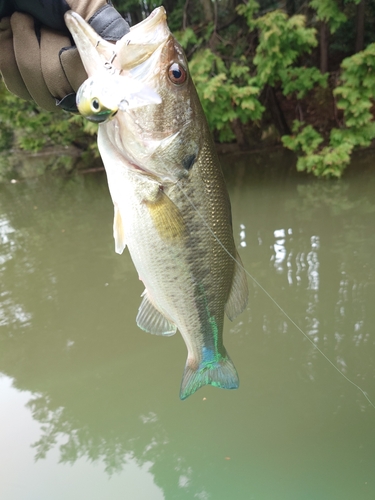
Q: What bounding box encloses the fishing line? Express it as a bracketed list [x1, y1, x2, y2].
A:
[98, 65, 373, 407]
[174, 178, 375, 409]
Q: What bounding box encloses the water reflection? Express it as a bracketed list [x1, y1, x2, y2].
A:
[0, 375, 164, 500]
[0, 215, 16, 264]
[226, 150, 375, 409]
[0, 156, 375, 499]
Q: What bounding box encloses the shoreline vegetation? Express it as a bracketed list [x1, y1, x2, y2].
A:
[1, 0, 375, 181]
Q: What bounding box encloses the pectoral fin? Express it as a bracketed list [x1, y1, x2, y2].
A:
[144, 190, 185, 241]
[225, 251, 249, 321]
[136, 290, 177, 336]
[113, 205, 126, 254]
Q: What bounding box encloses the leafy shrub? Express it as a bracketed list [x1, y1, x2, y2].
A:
[282, 43, 375, 177]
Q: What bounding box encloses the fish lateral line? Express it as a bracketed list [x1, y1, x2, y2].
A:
[173, 178, 375, 410]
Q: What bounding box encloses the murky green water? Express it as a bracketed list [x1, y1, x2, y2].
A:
[0, 150, 374, 499]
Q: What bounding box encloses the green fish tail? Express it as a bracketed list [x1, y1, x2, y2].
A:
[179, 350, 239, 400]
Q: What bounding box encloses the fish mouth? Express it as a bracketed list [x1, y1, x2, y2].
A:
[65, 7, 170, 76]
[115, 7, 170, 70]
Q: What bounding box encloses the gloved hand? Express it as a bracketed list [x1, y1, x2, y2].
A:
[0, 1, 130, 112]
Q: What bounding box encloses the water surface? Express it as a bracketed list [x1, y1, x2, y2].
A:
[0, 151, 374, 499]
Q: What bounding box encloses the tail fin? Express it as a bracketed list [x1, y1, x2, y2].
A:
[179, 351, 239, 400]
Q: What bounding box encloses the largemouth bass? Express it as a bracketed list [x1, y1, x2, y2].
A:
[65, 7, 248, 400]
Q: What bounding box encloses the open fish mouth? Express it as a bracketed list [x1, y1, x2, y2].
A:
[66, 7, 195, 183]
[65, 7, 170, 75]
[64, 8, 169, 124]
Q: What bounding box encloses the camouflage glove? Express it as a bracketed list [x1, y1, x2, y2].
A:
[0, 1, 130, 112]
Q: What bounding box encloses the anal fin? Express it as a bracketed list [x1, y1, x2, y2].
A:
[225, 250, 249, 321]
[136, 290, 177, 336]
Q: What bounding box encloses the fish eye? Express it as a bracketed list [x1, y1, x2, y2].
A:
[168, 63, 187, 85]
[91, 98, 101, 112]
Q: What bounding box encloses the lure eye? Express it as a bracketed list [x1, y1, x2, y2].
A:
[82, 97, 116, 123]
[91, 98, 101, 112]
[168, 63, 187, 85]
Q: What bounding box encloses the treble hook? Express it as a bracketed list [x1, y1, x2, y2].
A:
[103, 51, 118, 74]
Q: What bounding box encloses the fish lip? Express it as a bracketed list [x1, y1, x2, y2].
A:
[129, 6, 167, 34]
[65, 9, 169, 77]
[121, 7, 170, 56]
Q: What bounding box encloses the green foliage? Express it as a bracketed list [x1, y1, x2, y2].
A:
[174, 27, 199, 50]
[236, 0, 260, 29]
[249, 8, 328, 101]
[252, 10, 319, 88]
[188, 3, 326, 142]
[282, 121, 354, 177]
[0, 80, 98, 178]
[282, 121, 324, 155]
[0, 122, 13, 151]
[1, 0, 375, 179]
[309, 0, 347, 33]
[189, 50, 263, 141]
[334, 43, 375, 135]
[282, 42, 375, 177]
[279, 67, 327, 98]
